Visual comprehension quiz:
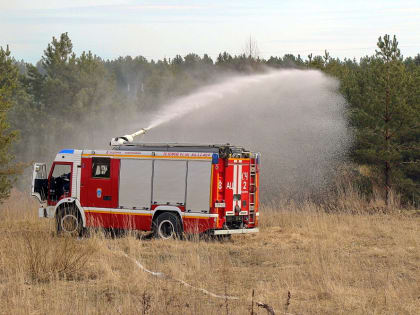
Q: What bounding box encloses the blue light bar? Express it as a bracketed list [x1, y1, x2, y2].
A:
[59, 149, 74, 154]
[212, 153, 219, 164]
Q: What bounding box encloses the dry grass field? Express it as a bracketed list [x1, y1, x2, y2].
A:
[0, 191, 419, 314]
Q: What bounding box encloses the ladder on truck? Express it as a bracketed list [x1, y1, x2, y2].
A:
[248, 154, 257, 224]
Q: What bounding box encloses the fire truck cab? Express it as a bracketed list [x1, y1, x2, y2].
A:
[31, 143, 260, 238]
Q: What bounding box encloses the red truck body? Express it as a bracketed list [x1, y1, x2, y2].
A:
[32, 143, 260, 236]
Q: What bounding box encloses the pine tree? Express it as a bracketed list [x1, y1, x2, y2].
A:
[351, 35, 420, 205]
[0, 46, 20, 201]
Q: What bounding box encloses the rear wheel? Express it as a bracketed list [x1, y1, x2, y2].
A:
[153, 212, 182, 239]
[56, 205, 83, 237]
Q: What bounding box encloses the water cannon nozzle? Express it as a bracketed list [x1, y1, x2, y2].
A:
[110, 127, 148, 146]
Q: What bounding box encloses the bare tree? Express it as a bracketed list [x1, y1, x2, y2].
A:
[243, 35, 260, 59]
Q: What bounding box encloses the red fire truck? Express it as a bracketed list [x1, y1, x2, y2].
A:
[31, 133, 260, 238]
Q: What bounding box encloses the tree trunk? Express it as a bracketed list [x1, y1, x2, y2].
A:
[384, 74, 391, 207]
[385, 161, 391, 206]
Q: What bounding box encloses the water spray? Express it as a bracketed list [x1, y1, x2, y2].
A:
[132, 69, 350, 201]
[110, 128, 148, 146]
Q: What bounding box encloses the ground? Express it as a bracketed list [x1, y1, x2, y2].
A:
[0, 192, 419, 314]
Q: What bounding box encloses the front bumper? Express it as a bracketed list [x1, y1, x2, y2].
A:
[212, 228, 259, 235]
[38, 206, 55, 218]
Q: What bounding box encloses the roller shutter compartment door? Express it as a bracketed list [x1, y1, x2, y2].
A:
[119, 159, 153, 209]
[186, 161, 212, 212]
[152, 160, 187, 205]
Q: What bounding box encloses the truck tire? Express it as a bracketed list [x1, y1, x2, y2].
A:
[56, 204, 83, 237]
[154, 212, 182, 239]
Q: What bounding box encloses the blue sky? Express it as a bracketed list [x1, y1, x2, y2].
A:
[1, 0, 420, 63]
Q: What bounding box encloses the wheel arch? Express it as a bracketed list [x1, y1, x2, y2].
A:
[152, 206, 184, 230]
[55, 198, 86, 227]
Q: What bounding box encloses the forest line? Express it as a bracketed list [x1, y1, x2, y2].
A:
[0, 33, 419, 206]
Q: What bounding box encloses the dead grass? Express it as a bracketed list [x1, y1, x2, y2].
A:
[0, 191, 419, 314]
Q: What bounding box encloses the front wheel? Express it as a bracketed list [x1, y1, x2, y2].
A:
[56, 205, 83, 237]
[153, 212, 183, 239]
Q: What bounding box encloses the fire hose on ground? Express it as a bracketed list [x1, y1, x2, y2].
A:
[112, 248, 283, 315]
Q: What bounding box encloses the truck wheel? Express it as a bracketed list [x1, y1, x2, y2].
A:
[154, 212, 182, 239]
[56, 205, 83, 237]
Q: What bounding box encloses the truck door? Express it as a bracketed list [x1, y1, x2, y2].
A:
[80, 157, 119, 209]
[31, 163, 47, 203]
[80, 157, 119, 228]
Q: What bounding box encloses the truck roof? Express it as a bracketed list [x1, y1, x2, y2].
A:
[111, 142, 252, 158]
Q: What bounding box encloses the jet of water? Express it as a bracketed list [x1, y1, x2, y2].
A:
[138, 69, 351, 201]
[145, 72, 281, 130]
